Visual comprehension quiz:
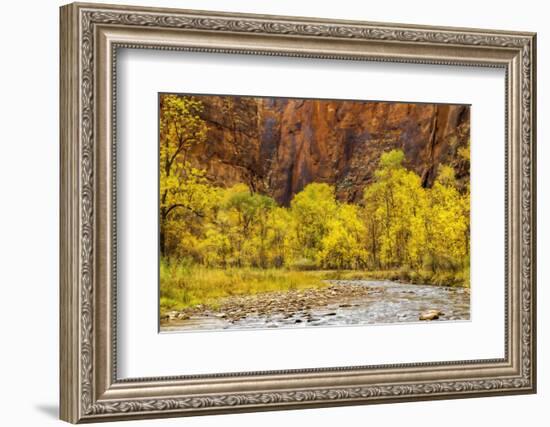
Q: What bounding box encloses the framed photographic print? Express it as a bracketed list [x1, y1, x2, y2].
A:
[158, 93, 472, 332]
[60, 2, 537, 423]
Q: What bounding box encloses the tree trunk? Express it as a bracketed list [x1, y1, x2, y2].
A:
[160, 229, 166, 257]
[159, 208, 167, 257]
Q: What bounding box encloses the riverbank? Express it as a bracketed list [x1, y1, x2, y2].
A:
[160, 263, 329, 315]
[160, 264, 469, 318]
[323, 268, 470, 288]
[161, 282, 381, 324]
[160, 279, 470, 331]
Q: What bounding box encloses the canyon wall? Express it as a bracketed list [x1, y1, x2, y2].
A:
[187, 95, 470, 205]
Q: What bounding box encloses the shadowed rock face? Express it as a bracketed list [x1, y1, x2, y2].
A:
[186, 94, 470, 205]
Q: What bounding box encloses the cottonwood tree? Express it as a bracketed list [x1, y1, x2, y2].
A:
[317, 204, 368, 270]
[362, 150, 427, 269]
[287, 183, 338, 264]
[159, 94, 211, 256]
[424, 165, 469, 272]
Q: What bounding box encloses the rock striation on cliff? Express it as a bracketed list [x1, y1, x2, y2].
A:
[187, 94, 470, 205]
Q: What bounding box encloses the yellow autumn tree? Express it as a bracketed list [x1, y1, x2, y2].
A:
[224, 186, 276, 267]
[424, 165, 469, 272]
[362, 150, 428, 269]
[287, 183, 338, 266]
[159, 94, 213, 257]
[317, 203, 368, 269]
[265, 207, 292, 268]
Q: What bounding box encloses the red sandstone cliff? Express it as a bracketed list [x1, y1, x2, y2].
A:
[187, 95, 470, 205]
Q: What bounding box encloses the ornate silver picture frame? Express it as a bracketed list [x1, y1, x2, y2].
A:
[60, 2, 536, 423]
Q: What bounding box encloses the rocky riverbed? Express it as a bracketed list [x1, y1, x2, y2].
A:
[160, 280, 470, 332]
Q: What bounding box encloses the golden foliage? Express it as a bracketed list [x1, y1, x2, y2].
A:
[159, 98, 470, 290]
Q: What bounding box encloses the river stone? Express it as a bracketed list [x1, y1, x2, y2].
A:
[419, 309, 444, 321]
[167, 311, 179, 321]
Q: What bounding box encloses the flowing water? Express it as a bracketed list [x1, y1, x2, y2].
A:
[161, 280, 470, 332]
